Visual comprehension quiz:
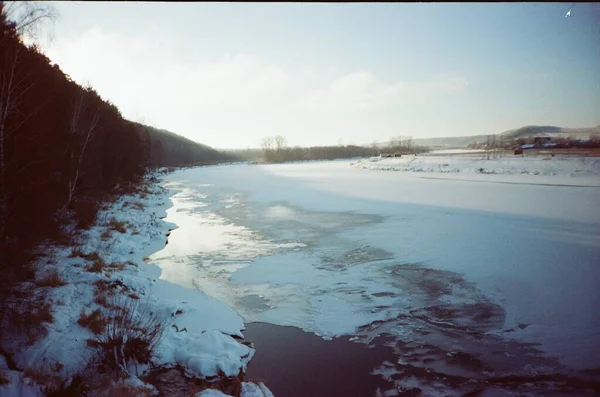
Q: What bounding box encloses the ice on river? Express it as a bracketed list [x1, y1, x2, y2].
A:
[150, 157, 600, 394]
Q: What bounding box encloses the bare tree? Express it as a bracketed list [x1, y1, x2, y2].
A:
[0, 2, 57, 237]
[0, 44, 34, 238]
[1, 1, 58, 44]
[60, 86, 103, 215]
[261, 136, 274, 151]
[405, 136, 413, 152]
[274, 135, 287, 150]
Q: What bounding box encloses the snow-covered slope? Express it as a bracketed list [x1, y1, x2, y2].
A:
[0, 170, 273, 396]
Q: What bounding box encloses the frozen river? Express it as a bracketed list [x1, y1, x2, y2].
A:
[150, 158, 600, 395]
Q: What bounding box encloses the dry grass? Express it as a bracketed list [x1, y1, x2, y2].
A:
[107, 262, 126, 271]
[36, 269, 67, 288]
[94, 293, 112, 309]
[93, 279, 134, 308]
[95, 383, 156, 397]
[93, 280, 115, 309]
[82, 376, 156, 397]
[108, 218, 127, 233]
[87, 297, 171, 378]
[1, 293, 53, 346]
[0, 370, 9, 385]
[101, 230, 112, 241]
[68, 247, 85, 258]
[23, 366, 63, 393]
[85, 255, 128, 273]
[36, 304, 54, 323]
[86, 257, 107, 273]
[83, 251, 102, 261]
[94, 279, 112, 294]
[70, 249, 102, 262]
[78, 309, 108, 335]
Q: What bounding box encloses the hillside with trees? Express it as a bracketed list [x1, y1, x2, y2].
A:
[0, 3, 233, 285]
[136, 123, 235, 168]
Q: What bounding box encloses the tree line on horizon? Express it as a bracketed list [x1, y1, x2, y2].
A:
[228, 135, 428, 163]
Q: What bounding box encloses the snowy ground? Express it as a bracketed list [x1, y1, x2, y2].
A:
[0, 171, 273, 397]
[354, 153, 600, 186]
[148, 156, 600, 395]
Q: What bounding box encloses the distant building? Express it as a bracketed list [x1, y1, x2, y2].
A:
[533, 136, 552, 147]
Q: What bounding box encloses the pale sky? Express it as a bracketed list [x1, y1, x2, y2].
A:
[34, 2, 600, 149]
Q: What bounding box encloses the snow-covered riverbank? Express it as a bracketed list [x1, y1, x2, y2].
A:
[0, 170, 273, 396]
[353, 154, 600, 185]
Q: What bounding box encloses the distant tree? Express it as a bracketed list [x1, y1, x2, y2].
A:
[261, 136, 274, 151]
[274, 135, 287, 150]
[404, 136, 413, 152]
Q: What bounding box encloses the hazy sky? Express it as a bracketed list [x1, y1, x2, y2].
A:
[35, 2, 600, 149]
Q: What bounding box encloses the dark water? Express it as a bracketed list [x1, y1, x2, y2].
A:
[242, 322, 600, 397]
[242, 322, 398, 397]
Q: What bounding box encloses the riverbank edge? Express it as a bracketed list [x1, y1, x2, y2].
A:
[0, 168, 273, 397]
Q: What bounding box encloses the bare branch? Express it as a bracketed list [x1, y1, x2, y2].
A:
[1, 1, 58, 44]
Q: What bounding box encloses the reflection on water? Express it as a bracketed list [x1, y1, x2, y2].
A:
[238, 294, 271, 311]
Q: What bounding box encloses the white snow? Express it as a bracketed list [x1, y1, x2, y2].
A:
[0, 355, 43, 397]
[0, 170, 258, 395]
[197, 390, 233, 397]
[240, 382, 275, 397]
[150, 156, 600, 380]
[353, 153, 600, 186]
[196, 382, 274, 397]
[427, 149, 488, 154]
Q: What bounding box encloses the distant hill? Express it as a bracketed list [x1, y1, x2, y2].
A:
[413, 135, 491, 149]
[499, 125, 600, 140]
[412, 125, 600, 149]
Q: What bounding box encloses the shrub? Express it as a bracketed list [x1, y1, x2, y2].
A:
[94, 294, 111, 309]
[108, 218, 127, 233]
[68, 247, 85, 258]
[36, 269, 67, 288]
[107, 262, 126, 271]
[92, 382, 156, 397]
[86, 257, 107, 273]
[23, 366, 63, 394]
[71, 249, 101, 261]
[78, 309, 107, 335]
[83, 252, 102, 262]
[73, 198, 100, 230]
[0, 294, 50, 347]
[88, 297, 171, 378]
[101, 230, 112, 241]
